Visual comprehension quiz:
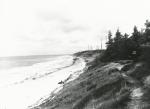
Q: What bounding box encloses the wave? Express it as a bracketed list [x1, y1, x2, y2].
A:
[0, 55, 74, 87]
[0, 55, 86, 109]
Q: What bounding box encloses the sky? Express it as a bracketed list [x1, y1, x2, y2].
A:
[0, 0, 150, 56]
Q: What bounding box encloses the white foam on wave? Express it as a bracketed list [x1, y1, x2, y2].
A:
[0, 55, 86, 109]
[0, 56, 73, 87]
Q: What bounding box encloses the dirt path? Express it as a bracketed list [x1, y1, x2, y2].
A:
[121, 73, 143, 109]
[120, 68, 149, 109]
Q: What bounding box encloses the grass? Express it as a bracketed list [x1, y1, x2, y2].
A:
[129, 64, 150, 81]
[72, 77, 131, 109]
[33, 57, 126, 109]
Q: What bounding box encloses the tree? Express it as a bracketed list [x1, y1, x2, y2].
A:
[145, 20, 150, 28]
[144, 20, 150, 42]
[101, 29, 124, 61]
[100, 21, 150, 62]
[106, 30, 113, 47]
[114, 29, 122, 42]
[124, 33, 129, 39]
[101, 28, 140, 62]
[131, 26, 141, 43]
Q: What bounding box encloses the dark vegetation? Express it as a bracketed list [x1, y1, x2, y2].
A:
[100, 20, 150, 63]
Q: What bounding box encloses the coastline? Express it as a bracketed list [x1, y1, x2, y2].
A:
[30, 50, 103, 109]
[29, 54, 87, 109]
[30, 49, 150, 109]
[0, 55, 86, 109]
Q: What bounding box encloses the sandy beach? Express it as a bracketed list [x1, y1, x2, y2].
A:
[0, 55, 86, 109]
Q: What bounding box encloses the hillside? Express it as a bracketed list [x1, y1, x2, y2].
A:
[31, 49, 150, 109]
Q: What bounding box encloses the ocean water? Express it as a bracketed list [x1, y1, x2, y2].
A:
[0, 55, 86, 109]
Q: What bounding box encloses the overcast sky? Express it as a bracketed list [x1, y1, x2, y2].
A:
[0, 0, 150, 56]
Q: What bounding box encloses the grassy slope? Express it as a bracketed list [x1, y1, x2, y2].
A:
[33, 49, 150, 109]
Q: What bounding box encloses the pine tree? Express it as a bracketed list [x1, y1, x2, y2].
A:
[124, 33, 129, 39]
[145, 20, 150, 28]
[131, 26, 141, 43]
[144, 20, 150, 43]
[114, 29, 122, 42]
[106, 30, 113, 47]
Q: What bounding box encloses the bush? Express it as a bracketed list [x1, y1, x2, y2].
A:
[121, 63, 134, 72]
[139, 46, 150, 66]
[130, 64, 150, 80]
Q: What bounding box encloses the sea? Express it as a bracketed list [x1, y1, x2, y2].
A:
[0, 55, 86, 109]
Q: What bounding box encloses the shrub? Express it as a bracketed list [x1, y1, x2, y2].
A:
[139, 46, 150, 66]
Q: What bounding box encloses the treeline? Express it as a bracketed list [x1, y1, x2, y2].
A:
[100, 20, 150, 62]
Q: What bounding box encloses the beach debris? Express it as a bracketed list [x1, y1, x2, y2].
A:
[58, 80, 64, 84]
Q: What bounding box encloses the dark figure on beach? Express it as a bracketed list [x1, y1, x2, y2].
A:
[58, 80, 64, 84]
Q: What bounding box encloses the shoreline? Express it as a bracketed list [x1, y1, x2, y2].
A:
[30, 50, 103, 109]
[0, 55, 86, 109]
[29, 55, 87, 109]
